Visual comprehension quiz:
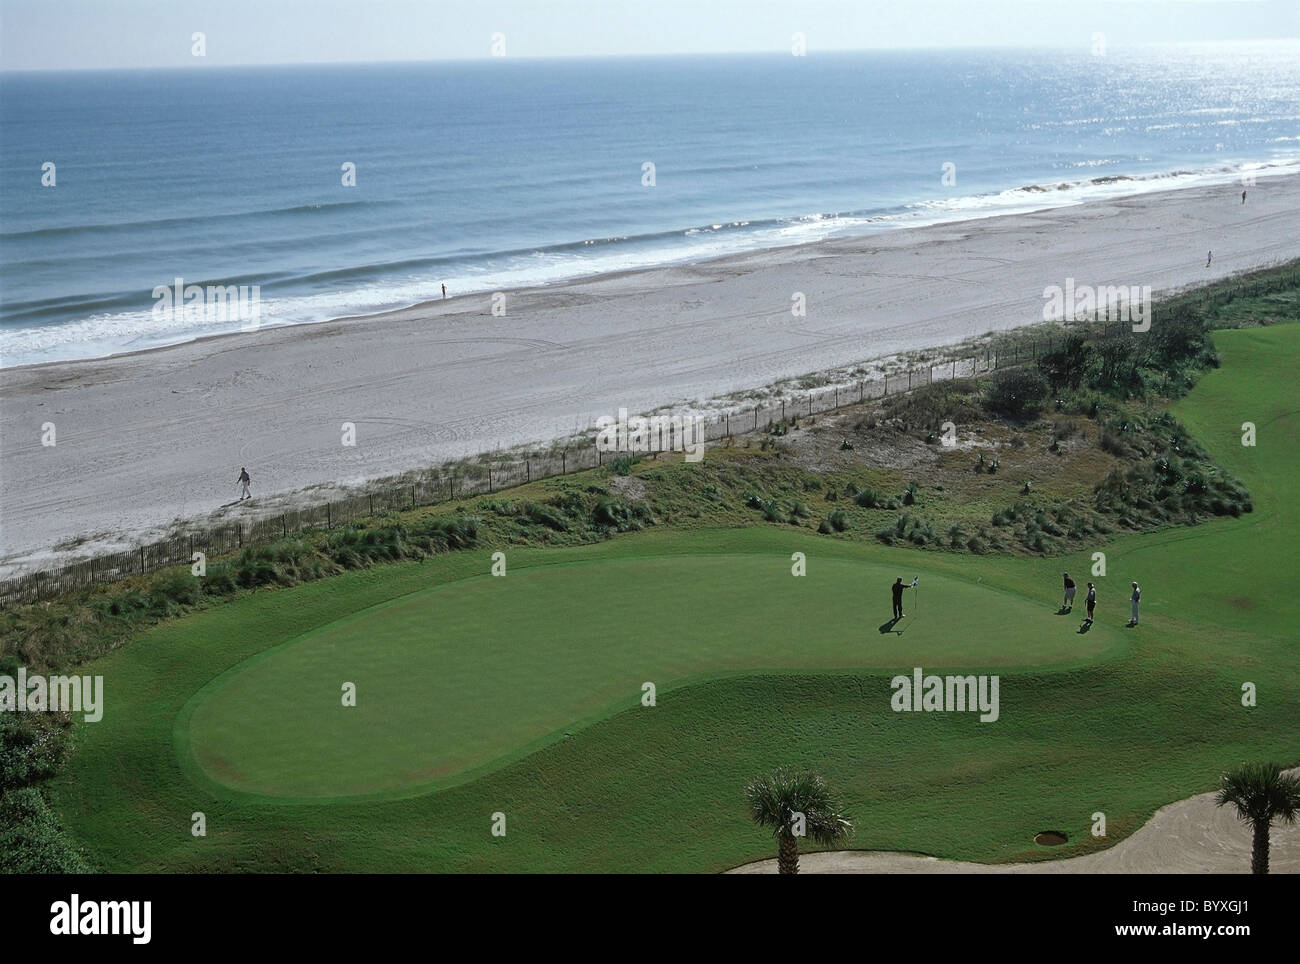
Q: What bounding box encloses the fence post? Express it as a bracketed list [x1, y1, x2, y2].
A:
[526, 459, 531, 483]
[808, 395, 813, 416]
[781, 400, 785, 422]
[238, 526, 242, 548]
[908, 371, 912, 390]
[327, 503, 331, 528]
[488, 466, 493, 493]
[726, 413, 730, 437]
[562, 451, 566, 474]
[754, 407, 759, 431]
[859, 380, 864, 403]
[140, 546, 146, 573]
[412, 486, 416, 509]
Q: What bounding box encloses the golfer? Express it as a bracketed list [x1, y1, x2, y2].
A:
[1062, 572, 1076, 611]
[891, 577, 905, 620]
[1128, 581, 1141, 626]
[237, 466, 252, 501]
[1085, 583, 1096, 625]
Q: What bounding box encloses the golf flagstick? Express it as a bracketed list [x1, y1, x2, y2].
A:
[911, 576, 919, 616]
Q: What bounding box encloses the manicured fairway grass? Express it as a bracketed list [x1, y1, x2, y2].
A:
[183, 550, 1121, 800]
[48, 325, 1300, 872]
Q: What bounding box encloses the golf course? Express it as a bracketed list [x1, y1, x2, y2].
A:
[39, 324, 1300, 872]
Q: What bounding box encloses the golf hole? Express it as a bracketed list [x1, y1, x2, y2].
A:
[1034, 830, 1068, 846]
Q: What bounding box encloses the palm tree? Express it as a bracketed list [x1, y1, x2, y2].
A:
[1214, 762, 1300, 874]
[745, 768, 853, 875]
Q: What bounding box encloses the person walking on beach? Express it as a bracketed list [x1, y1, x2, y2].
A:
[441, 283, 447, 299]
[1206, 250, 1212, 268]
[1242, 190, 1247, 204]
[1084, 582, 1096, 626]
[891, 577, 905, 621]
[1062, 572, 1076, 612]
[237, 466, 252, 501]
[1128, 581, 1141, 627]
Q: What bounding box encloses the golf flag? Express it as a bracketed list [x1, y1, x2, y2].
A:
[911, 577, 919, 588]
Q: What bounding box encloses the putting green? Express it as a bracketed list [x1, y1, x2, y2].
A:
[182, 552, 1122, 800]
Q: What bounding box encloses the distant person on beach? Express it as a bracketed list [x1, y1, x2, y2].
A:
[237, 467, 251, 501]
[1085, 583, 1096, 625]
[1062, 572, 1076, 612]
[892, 577, 905, 620]
[1242, 190, 1247, 204]
[442, 283, 447, 299]
[1207, 250, 1212, 268]
[1128, 581, 1141, 627]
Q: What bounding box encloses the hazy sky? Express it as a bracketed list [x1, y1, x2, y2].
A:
[2, 0, 1297, 71]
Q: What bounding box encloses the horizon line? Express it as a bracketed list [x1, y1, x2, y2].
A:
[4, 37, 1299, 75]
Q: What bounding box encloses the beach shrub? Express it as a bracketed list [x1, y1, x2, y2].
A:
[854, 488, 883, 509]
[0, 712, 73, 792]
[521, 501, 569, 532]
[0, 787, 91, 873]
[1037, 335, 1091, 391]
[548, 490, 588, 517]
[985, 368, 1049, 419]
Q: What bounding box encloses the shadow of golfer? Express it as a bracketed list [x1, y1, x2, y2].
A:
[878, 617, 903, 635]
[1077, 620, 1093, 634]
[220, 500, 242, 509]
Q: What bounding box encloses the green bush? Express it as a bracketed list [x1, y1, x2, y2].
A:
[0, 713, 73, 792]
[0, 787, 91, 873]
[985, 368, 1049, 419]
[522, 502, 569, 532]
[854, 488, 883, 508]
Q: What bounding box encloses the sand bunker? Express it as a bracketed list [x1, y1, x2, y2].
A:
[729, 770, 1300, 874]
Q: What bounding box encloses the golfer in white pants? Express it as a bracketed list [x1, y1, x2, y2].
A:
[237, 466, 252, 501]
[1129, 582, 1141, 626]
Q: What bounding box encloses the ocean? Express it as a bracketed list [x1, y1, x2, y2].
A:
[2, 42, 1298, 367]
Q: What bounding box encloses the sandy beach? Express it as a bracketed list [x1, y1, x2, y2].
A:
[2, 173, 1297, 570]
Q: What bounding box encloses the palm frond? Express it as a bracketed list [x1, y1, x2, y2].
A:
[744, 767, 854, 843]
[1215, 762, 1300, 825]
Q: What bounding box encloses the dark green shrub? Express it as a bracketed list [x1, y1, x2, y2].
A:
[0, 787, 91, 873]
[0, 713, 72, 791]
[985, 368, 1049, 419]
